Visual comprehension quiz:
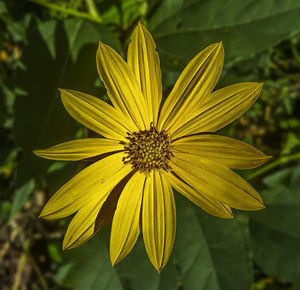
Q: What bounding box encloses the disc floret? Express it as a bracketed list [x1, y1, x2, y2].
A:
[122, 124, 173, 173]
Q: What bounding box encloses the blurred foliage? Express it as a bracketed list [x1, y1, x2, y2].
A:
[1, 0, 300, 289]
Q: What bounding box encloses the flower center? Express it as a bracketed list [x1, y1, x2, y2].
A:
[122, 124, 173, 173]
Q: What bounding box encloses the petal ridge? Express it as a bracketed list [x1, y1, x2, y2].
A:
[171, 82, 263, 139]
[172, 134, 271, 169]
[158, 42, 224, 133]
[97, 42, 150, 130]
[170, 153, 265, 211]
[40, 152, 131, 219]
[142, 171, 176, 272]
[127, 22, 162, 125]
[60, 89, 136, 140]
[110, 171, 146, 265]
[166, 171, 233, 218]
[63, 170, 135, 250]
[34, 138, 124, 161]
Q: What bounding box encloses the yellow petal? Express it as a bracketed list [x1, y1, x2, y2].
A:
[94, 172, 135, 232]
[110, 172, 145, 265]
[96, 42, 150, 130]
[40, 152, 131, 219]
[165, 171, 233, 218]
[127, 22, 162, 125]
[60, 89, 136, 141]
[63, 171, 134, 250]
[34, 138, 124, 161]
[172, 134, 271, 169]
[170, 153, 265, 211]
[158, 42, 224, 133]
[63, 196, 105, 250]
[142, 171, 176, 272]
[171, 82, 263, 139]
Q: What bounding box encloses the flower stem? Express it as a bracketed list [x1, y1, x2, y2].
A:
[247, 152, 300, 180]
[85, 0, 100, 18]
[28, 0, 103, 23]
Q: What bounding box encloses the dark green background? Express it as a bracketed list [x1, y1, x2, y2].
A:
[1, 0, 300, 289]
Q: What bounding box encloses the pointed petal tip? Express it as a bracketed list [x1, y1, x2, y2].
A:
[210, 41, 223, 52]
[59, 88, 67, 100]
[154, 263, 164, 273]
[221, 210, 234, 219]
[137, 21, 147, 31]
[110, 259, 116, 267]
[219, 41, 224, 54]
[110, 253, 119, 267]
[110, 246, 123, 267]
[250, 82, 263, 90]
[259, 153, 272, 165]
[58, 88, 67, 97]
[109, 245, 132, 267]
[211, 42, 223, 50]
[63, 236, 74, 251]
[38, 207, 59, 220]
[242, 82, 263, 89]
[257, 82, 264, 90]
[38, 208, 48, 219]
[149, 256, 166, 273]
[38, 212, 48, 219]
[97, 41, 108, 51]
[212, 41, 224, 56]
[212, 210, 234, 219]
[248, 200, 266, 211]
[97, 41, 105, 53]
[236, 81, 263, 95]
[96, 41, 114, 61]
[254, 193, 266, 209]
[62, 241, 69, 251]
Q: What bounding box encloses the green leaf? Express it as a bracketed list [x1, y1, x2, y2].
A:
[150, 0, 300, 69]
[95, 0, 147, 27]
[48, 242, 63, 263]
[9, 178, 35, 220]
[174, 194, 253, 290]
[250, 163, 300, 284]
[115, 235, 180, 290]
[64, 232, 123, 290]
[13, 18, 121, 186]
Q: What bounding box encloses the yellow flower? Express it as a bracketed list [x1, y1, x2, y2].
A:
[34, 23, 271, 272]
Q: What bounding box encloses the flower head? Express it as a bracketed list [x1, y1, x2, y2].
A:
[34, 23, 271, 272]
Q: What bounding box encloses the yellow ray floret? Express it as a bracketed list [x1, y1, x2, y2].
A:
[127, 22, 162, 125]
